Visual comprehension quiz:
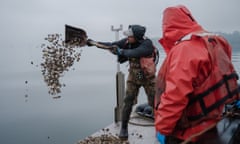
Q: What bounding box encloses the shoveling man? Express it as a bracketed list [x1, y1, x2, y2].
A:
[87, 25, 157, 140]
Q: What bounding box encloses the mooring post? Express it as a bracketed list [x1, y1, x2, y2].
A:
[111, 25, 125, 123]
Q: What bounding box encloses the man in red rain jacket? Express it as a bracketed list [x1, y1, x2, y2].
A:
[155, 5, 239, 144]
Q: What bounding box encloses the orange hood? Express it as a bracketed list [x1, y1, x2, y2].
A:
[159, 5, 204, 53]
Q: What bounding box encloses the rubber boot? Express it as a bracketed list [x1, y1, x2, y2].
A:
[119, 101, 133, 140]
[119, 120, 128, 140]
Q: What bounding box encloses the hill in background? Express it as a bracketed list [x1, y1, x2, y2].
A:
[151, 31, 240, 50]
[217, 31, 240, 50]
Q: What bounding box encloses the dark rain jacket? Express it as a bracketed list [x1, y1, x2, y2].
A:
[99, 38, 154, 63]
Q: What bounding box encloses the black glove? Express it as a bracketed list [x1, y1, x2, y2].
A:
[86, 39, 96, 46]
[111, 45, 123, 56]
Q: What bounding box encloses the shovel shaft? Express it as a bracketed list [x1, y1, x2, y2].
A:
[89, 41, 113, 50]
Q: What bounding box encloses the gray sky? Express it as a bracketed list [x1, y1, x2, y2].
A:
[0, 0, 240, 74]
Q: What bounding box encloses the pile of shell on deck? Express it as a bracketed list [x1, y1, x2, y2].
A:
[40, 34, 82, 96]
[77, 128, 129, 144]
[77, 135, 129, 144]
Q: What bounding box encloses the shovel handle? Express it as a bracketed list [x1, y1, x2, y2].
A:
[88, 41, 113, 50]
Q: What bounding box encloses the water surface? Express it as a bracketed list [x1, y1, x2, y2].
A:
[0, 48, 239, 144]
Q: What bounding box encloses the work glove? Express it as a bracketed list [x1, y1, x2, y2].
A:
[235, 100, 240, 109]
[86, 39, 96, 46]
[156, 132, 166, 144]
[135, 103, 149, 114]
[111, 45, 123, 56]
[143, 105, 154, 119]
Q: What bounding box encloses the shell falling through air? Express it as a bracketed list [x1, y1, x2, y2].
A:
[40, 34, 82, 96]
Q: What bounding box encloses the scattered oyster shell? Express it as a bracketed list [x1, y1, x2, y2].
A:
[77, 134, 129, 144]
[77, 128, 146, 144]
[40, 33, 83, 97]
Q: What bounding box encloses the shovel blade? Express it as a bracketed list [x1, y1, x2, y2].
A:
[65, 24, 87, 47]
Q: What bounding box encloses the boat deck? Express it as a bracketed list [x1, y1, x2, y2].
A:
[77, 112, 240, 144]
[77, 112, 157, 144]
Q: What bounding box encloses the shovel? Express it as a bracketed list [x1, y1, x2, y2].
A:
[65, 24, 113, 50]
